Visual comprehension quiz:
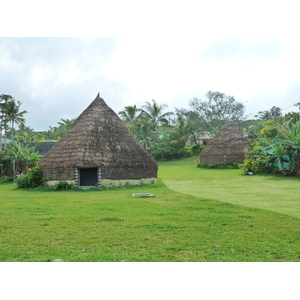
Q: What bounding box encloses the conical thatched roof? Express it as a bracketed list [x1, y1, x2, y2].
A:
[39, 94, 158, 183]
[199, 120, 252, 164]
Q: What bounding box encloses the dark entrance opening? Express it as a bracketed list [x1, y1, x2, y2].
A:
[79, 168, 98, 186]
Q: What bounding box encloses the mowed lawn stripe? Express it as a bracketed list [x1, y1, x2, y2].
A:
[158, 156, 300, 218]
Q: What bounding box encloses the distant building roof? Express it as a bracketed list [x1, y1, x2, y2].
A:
[22, 141, 57, 156]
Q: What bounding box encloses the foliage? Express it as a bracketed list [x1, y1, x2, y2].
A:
[131, 119, 159, 150]
[118, 105, 143, 130]
[185, 145, 205, 155]
[0, 94, 14, 135]
[150, 133, 185, 161]
[34, 118, 76, 141]
[16, 166, 44, 188]
[52, 181, 75, 190]
[0, 176, 14, 183]
[140, 99, 174, 131]
[1, 94, 28, 145]
[13, 124, 36, 142]
[239, 120, 300, 176]
[239, 149, 271, 175]
[255, 106, 282, 121]
[4, 99, 27, 139]
[188, 91, 245, 135]
[0, 141, 41, 176]
[197, 162, 239, 169]
[175, 109, 206, 144]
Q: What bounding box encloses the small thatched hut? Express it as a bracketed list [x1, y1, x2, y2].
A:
[39, 94, 158, 187]
[199, 120, 253, 164]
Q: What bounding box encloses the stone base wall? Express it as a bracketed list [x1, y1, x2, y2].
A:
[101, 178, 157, 187]
[46, 180, 76, 186]
[45, 178, 157, 188]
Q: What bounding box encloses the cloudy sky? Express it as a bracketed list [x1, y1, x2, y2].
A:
[1, 0, 300, 132]
[1, 37, 299, 131]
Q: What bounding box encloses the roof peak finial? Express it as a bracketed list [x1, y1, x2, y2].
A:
[97, 92, 100, 98]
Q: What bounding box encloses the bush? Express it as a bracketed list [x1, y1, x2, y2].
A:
[151, 142, 185, 161]
[0, 176, 14, 183]
[16, 166, 44, 189]
[52, 181, 75, 190]
[184, 147, 193, 157]
[197, 162, 239, 169]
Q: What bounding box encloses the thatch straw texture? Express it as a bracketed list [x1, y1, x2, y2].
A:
[39, 94, 158, 183]
[199, 120, 253, 164]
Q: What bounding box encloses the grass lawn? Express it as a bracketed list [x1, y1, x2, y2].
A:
[159, 156, 300, 218]
[1, 169, 300, 262]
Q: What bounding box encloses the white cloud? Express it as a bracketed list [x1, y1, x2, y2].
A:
[101, 37, 300, 115]
[1, 37, 300, 131]
[57, 61, 79, 84]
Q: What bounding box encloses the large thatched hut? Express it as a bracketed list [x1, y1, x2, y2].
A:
[39, 94, 158, 187]
[199, 120, 252, 164]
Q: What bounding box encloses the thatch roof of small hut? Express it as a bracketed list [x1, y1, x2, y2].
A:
[39, 94, 158, 182]
[199, 120, 253, 164]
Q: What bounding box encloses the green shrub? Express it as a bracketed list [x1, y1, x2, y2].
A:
[16, 166, 45, 189]
[184, 147, 193, 157]
[193, 145, 206, 154]
[197, 162, 239, 169]
[0, 176, 14, 183]
[53, 181, 75, 190]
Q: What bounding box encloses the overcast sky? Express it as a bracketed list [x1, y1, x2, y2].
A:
[1, 36, 300, 131]
[1, 0, 300, 132]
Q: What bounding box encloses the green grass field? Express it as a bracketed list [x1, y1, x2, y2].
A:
[1, 157, 300, 262]
[159, 156, 300, 218]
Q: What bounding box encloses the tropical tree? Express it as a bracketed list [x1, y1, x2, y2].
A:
[4, 99, 27, 139]
[131, 120, 158, 149]
[0, 94, 15, 146]
[150, 132, 185, 161]
[140, 99, 174, 131]
[36, 118, 76, 141]
[240, 119, 300, 176]
[174, 109, 204, 144]
[172, 116, 189, 145]
[1, 141, 41, 176]
[285, 121, 300, 175]
[118, 105, 143, 129]
[14, 124, 36, 143]
[188, 91, 245, 135]
[270, 143, 289, 175]
[255, 106, 282, 121]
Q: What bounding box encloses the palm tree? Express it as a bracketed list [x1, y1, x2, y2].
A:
[118, 105, 142, 129]
[5, 99, 27, 139]
[132, 120, 158, 149]
[0, 94, 15, 147]
[140, 99, 174, 131]
[14, 124, 36, 143]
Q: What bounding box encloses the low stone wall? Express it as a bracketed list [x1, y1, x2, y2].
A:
[101, 178, 157, 187]
[45, 178, 157, 188]
[46, 180, 76, 186]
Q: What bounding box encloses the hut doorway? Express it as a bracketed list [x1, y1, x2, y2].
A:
[79, 168, 100, 187]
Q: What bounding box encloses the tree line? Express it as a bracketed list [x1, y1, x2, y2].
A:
[1, 91, 300, 179]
